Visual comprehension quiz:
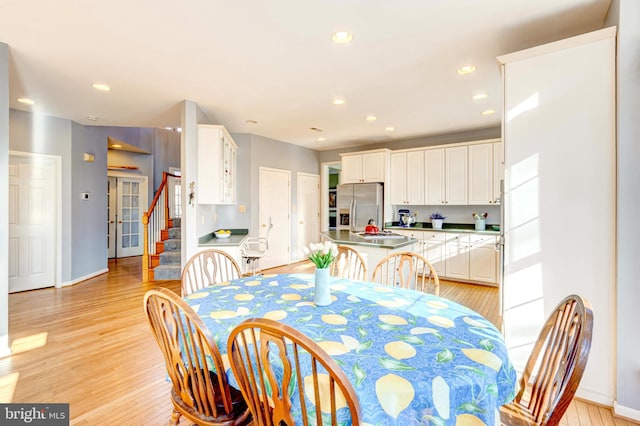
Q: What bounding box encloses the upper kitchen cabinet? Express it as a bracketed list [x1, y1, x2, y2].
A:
[425, 146, 468, 205]
[197, 124, 237, 205]
[340, 149, 389, 183]
[468, 140, 502, 205]
[390, 150, 424, 205]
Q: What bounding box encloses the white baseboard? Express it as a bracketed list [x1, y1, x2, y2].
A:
[575, 387, 614, 407]
[57, 268, 108, 287]
[614, 403, 640, 422]
[0, 335, 11, 359]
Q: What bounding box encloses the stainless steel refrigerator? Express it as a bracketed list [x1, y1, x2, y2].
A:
[336, 183, 383, 233]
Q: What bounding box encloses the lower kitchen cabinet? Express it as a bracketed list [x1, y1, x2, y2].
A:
[444, 234, 470, 281]
[392, 229, 498, 285]
[422, 232, 446, 276]
[468, 234, 497, 283]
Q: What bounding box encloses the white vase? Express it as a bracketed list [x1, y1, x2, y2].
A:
[314, 268, 332, 306]
[432, 219, 444, 230]
[475, 219, 486, 230]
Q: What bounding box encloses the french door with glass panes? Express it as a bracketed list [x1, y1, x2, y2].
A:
[107, 176, 147, 258]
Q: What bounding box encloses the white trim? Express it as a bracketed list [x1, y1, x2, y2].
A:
[320, 161, 341, 233]
[9, 150, 62, 289]
[575, 388, 614, 407]
[497, 26, 617, 65]
[0, 335, 10, 359]
[59, 268, 109, 287]
[614, 402, 640, 422]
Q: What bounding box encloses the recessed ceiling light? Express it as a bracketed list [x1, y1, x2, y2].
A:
[17, 97, 35, 105]
[111, 144, 122, 148]
[481, 109, 496, 116]
[332, 98, 345, 105]
[92, 83, 111, 92]
[86, 115, 99, 121]
[457, 65, 476, 75]
[472, 93, 488, 100]
[366, 115, 377, 122]
[317, 137, 326, 142]
[331, 31, 353, 44]
[245, 119, 258, 124]
[385, 127, 395, 131]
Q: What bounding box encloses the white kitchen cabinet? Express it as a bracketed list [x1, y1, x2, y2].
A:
[468, 234, 497, 283]
[390, 151, 424, 205]
[340, 150, 388, 183]
[468, 141, 503, 205]
[424, 148, 446, 204]
[424, 146, 468, 205]
[422, 231, 446, 276]
[468, 143, 493, 205]
[444, 233, 469, 280]
[445, 146, 468, 205]
[197, 125, 237, 205]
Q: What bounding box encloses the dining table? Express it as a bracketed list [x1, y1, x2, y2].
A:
[184, 273, 517, 426]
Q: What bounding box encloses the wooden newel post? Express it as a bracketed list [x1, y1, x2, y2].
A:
[142, 212, 149, 282]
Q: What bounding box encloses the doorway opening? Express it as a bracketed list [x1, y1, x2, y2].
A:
[320, 161, 341, 232]
[107, 173, 148, 259]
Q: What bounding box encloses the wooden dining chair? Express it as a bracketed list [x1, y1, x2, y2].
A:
[330, 245, 367, 281]
[143, 288, 250, 426]
[500, 294, 594, 426]
[227, 318, 361, 426]
[371, 251, 440, 295]
[182, 249, 242, 296]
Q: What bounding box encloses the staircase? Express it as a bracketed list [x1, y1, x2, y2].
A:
[151, 217, 182, 280]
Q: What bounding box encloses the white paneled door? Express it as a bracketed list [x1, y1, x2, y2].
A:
[259, 167, 291, 269]
[107, 175, 148, 258]
[9, 154, 58, 293]
[296, 173, 320, 261]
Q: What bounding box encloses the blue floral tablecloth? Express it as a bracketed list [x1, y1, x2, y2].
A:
[184, 273, 517, 426]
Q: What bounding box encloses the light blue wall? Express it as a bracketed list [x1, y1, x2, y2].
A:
[214, 132, 321, 258]
[71, 123, 109, 278]
[610, 0, 640, 411]
[0, 42, 9, 355]
[10, 110, 74, 282]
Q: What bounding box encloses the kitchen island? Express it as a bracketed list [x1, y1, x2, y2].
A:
[320, 230, 417, 280]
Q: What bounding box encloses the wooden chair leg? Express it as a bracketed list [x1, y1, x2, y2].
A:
[169, 409, 181, 425]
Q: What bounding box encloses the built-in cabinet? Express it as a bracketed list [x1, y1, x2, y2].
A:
[340, 150, 388, 183]
[395, 229, 497, 285]
[388, 139, 501, 206]
[444, 146, 468, 205]
[468, 142, 503, 205]
[389, 151, 424, 205]
[197, 125, 237, 205]
[423, 146, 469, 205]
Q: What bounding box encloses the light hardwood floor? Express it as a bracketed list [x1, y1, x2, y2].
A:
[1, 257, 635, 425]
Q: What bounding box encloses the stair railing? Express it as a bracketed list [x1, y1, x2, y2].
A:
[143, 172, 180, 281]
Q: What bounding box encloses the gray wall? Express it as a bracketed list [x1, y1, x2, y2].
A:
[152, 128, 181, 185]
[9, 112, 181, 283]
[0, 42, 9, 355]
[10, 110, 74, 282]
[610, 0, 640, 411]
[71, 122, 109, 278]
[215, 132, 320, 258]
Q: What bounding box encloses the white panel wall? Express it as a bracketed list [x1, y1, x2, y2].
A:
[499, 28, 616, 405]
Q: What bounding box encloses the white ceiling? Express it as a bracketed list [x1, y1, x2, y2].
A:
[1, 0, 611, 151]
